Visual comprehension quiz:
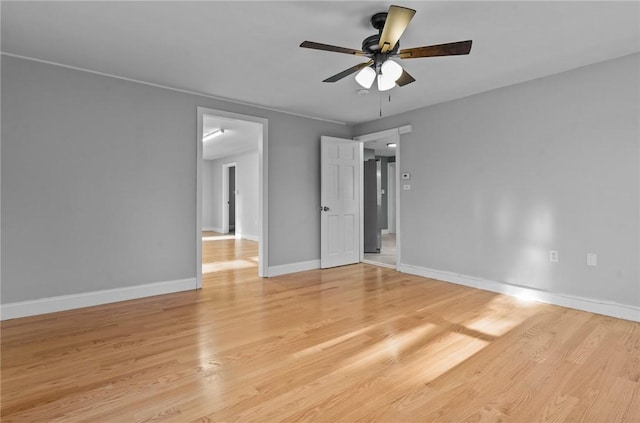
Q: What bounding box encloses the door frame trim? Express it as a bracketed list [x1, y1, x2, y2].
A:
[196, 107, 269, 287]
[353, 125, 411, 270]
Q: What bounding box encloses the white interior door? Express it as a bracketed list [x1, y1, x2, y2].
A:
[321, 136, 361, 268]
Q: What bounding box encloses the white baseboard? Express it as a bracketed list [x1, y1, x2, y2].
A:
[398, 264, 640, 323]
[202, 226, 224, 233]
[236, 233, 259, 242]
[268, 260, 320, 277]
[382, 229, 390, 235]
[0, 278, 196, 321]
[362, 259, 396, 270]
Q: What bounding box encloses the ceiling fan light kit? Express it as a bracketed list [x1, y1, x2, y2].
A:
[381, 59, 403, 82]
[377, 72, 396, 91]
[355, 66, 376, 89]
[300, 5, 473, 92]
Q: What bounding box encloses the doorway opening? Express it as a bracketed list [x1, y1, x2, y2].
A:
[222, 163, 237, 234]
[361, 135, 397, 268]
[196, 107, 268, 288]
[353, 125, 411, 270]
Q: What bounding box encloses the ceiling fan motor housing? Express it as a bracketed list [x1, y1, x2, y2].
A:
[363, 12, 400, 67]
[370, 12, 388, 31]
[362, 34, 399, 68]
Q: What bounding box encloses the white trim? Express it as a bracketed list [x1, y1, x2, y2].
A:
[381, 229, 390, 235]
[354, 125, 409, 270]
[398, 264, 640, 322]
[387, 162, 397, 234]
[362, 259, 396, 270]
[0, 278, 195, 320]
[268, 260, 320, 277]
[353, 125, 412, 143]
[395, 141, 402, 270]
[202, 226, 224, 233]
[236, 233, 259, 242]
[1, 52, 346, 126]
[196, 107, 268, 283]
[196, 110, 204, 289]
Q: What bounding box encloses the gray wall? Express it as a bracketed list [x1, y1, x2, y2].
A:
[202, 160, 215, 229]
[353, 53, 640, 307]
[207, 150, 259, 239]
[1, 55, 350, 303]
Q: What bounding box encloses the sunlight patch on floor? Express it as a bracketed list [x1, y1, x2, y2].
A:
[464, 296, 535, 337]
[203, 259, 257, 273]
[203, 235, 237, 241]
[292, 326, 372, 359]
[409, 332, 489, 384]
[465, 314, 526, 337]
[340, 322, 440, 370]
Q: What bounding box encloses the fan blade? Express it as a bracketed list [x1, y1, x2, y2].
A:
[396, 70, 415, 87]
[399, 40, 472, 59]
[300, 41, 365, 56]
[379, 5, 416, 53]
[323, 60, 374, 83]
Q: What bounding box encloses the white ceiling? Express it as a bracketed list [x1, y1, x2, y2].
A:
[2, 1, 639, 125]
[203, 114, 260, 160]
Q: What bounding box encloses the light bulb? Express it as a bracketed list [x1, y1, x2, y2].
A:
[355, 66, 376, 89]
[377, 73, 396, 91]
[381, 59, 403, 82]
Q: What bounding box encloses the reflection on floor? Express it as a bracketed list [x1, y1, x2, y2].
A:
[4, 248, 639, 421]
[3, 232, 640, 421]
[363, 233, 396, 267]
[202, 231, 258, 286]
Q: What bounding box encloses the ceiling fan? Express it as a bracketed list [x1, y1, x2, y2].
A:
[300, 5, 472, 91]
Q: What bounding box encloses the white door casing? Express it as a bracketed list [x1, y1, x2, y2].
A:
[196, 107, 268, 285]
[320, 136, 362, 268]
[353, 125, 411, 268]
[388, 162, 396, 234]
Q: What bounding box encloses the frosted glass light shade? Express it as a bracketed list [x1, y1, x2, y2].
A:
[377, 73, 396, 91]
[381, 59, 403, 82]
[355, 66, 376, 89]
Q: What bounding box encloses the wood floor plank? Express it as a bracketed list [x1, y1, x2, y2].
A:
[2, 231, 639, 422]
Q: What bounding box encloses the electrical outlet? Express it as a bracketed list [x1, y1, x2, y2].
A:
[403, 184, 411, 190]
[549, 250, 559, 263]
[587, 253, 598, 266]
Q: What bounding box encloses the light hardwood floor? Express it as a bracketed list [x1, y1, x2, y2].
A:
[2, 233, 639, 422]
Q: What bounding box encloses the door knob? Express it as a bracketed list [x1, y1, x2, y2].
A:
[321, 206, 330, 211]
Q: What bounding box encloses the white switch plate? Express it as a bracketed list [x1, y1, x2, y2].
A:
[587, 253, 598, 266]
[549, 250, 559, 263]
[402, 172, 411, 180]
[403, 184, 411, 190]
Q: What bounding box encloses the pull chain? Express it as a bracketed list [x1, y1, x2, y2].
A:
[379, 92, 392, 117]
